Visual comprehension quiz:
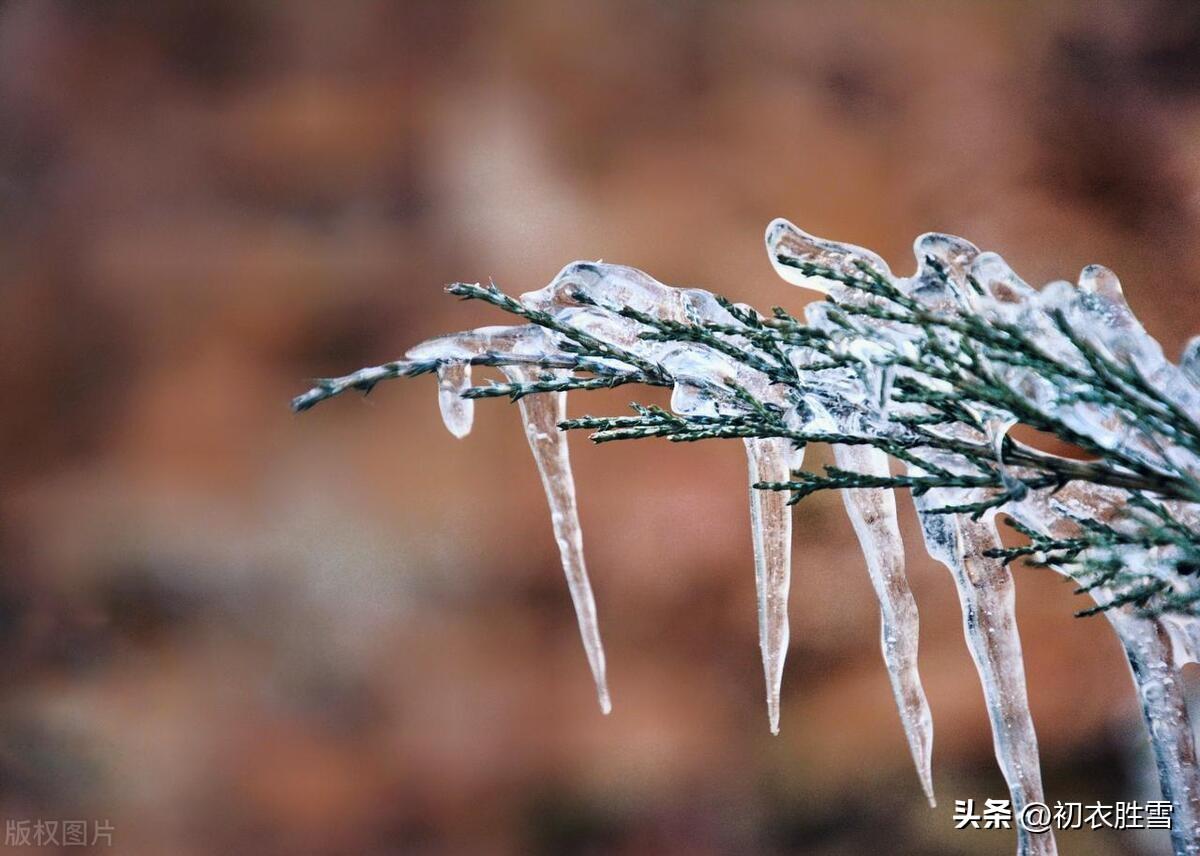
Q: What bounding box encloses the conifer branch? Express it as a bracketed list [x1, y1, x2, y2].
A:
[294, 253, 1200, 617]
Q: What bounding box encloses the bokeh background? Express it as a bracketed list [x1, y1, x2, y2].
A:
[3, 1, 1200, 853]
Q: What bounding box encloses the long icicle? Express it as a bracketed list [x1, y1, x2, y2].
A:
[914, 504, 1056, 856]
[501, 365, 611, 714]
[835, 445, 935, 805]
[1105, 609, 1200, 855]
[744, 437, 794, 735]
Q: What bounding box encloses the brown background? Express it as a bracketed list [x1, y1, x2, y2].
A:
[3, 1, 1200, 853]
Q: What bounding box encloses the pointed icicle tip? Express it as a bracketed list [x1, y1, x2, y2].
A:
[503, 366, 611, 717]
[916, 508, 1055, 854]
[744, 438, 794, 738]
[835, 445, 936, 808]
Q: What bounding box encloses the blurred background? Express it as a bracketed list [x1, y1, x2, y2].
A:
[3, 0, 1200, 853]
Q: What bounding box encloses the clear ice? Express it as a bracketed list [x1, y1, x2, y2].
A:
[744, 436, 795, 736]
[502, 364, 611, 715]
[406, 328, 610, 713]
[304, 216, 1200, 855]
[1107, 609, 1200, 854]
[914, 501, 1054, 855]
[435, 361, 473, 438]
[835, 444, 935, 805]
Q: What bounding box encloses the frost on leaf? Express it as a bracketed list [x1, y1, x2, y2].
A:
[295, 218, 1200, 855]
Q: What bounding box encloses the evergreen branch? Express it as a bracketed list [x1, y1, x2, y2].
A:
[447, 281, 670, 381]
[292, 359, 436, 412]
[291, 352, 634, 412]
[464, 371, 665, 401]
[296, 252, 1200, 617]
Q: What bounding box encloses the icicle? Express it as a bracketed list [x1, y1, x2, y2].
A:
[435, 361, 474, 438]
[1009, 484, 1200, 853]
[835, 445, 935, 805]
[1105, 609, 1200, 855]
[500, 364, 610, 714]
[914, 502, 1057, 856]
[341, 222, 1200, 850]
[743, 437, 795, 735]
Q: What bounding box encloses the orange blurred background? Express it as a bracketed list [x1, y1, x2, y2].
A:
[3, 1, 1200, 853]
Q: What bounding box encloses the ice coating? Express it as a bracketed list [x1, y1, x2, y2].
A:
[523, 260, 742, 335]
[420, 324, 560, 356]
[913, 231, 980, 290]
[1181, 336, 1200, 384]
[523, 260, 686, 318]
[1008, 482, 1200, 854]
[403, 326, 611, 711]
[772, 224, 1052, 843]
[771, 222, 1074, 853]
[914, 501, 1056, 855]
[970, 251, 1036, 306]
[435, 361, 474, 438]
[525, 262, 805, 730]
[766, 217, 892, 293]
[302, 217, 1200, 855]
[501, 363, 611, 714]
[1106, 610, 1200, 854]
[834, 444, 935, 805]
[744, 437, 795, 735]
[528, 265, 803, 730]
[1164, 613, 1200, 668]
[1077, 262, 1124, 302]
